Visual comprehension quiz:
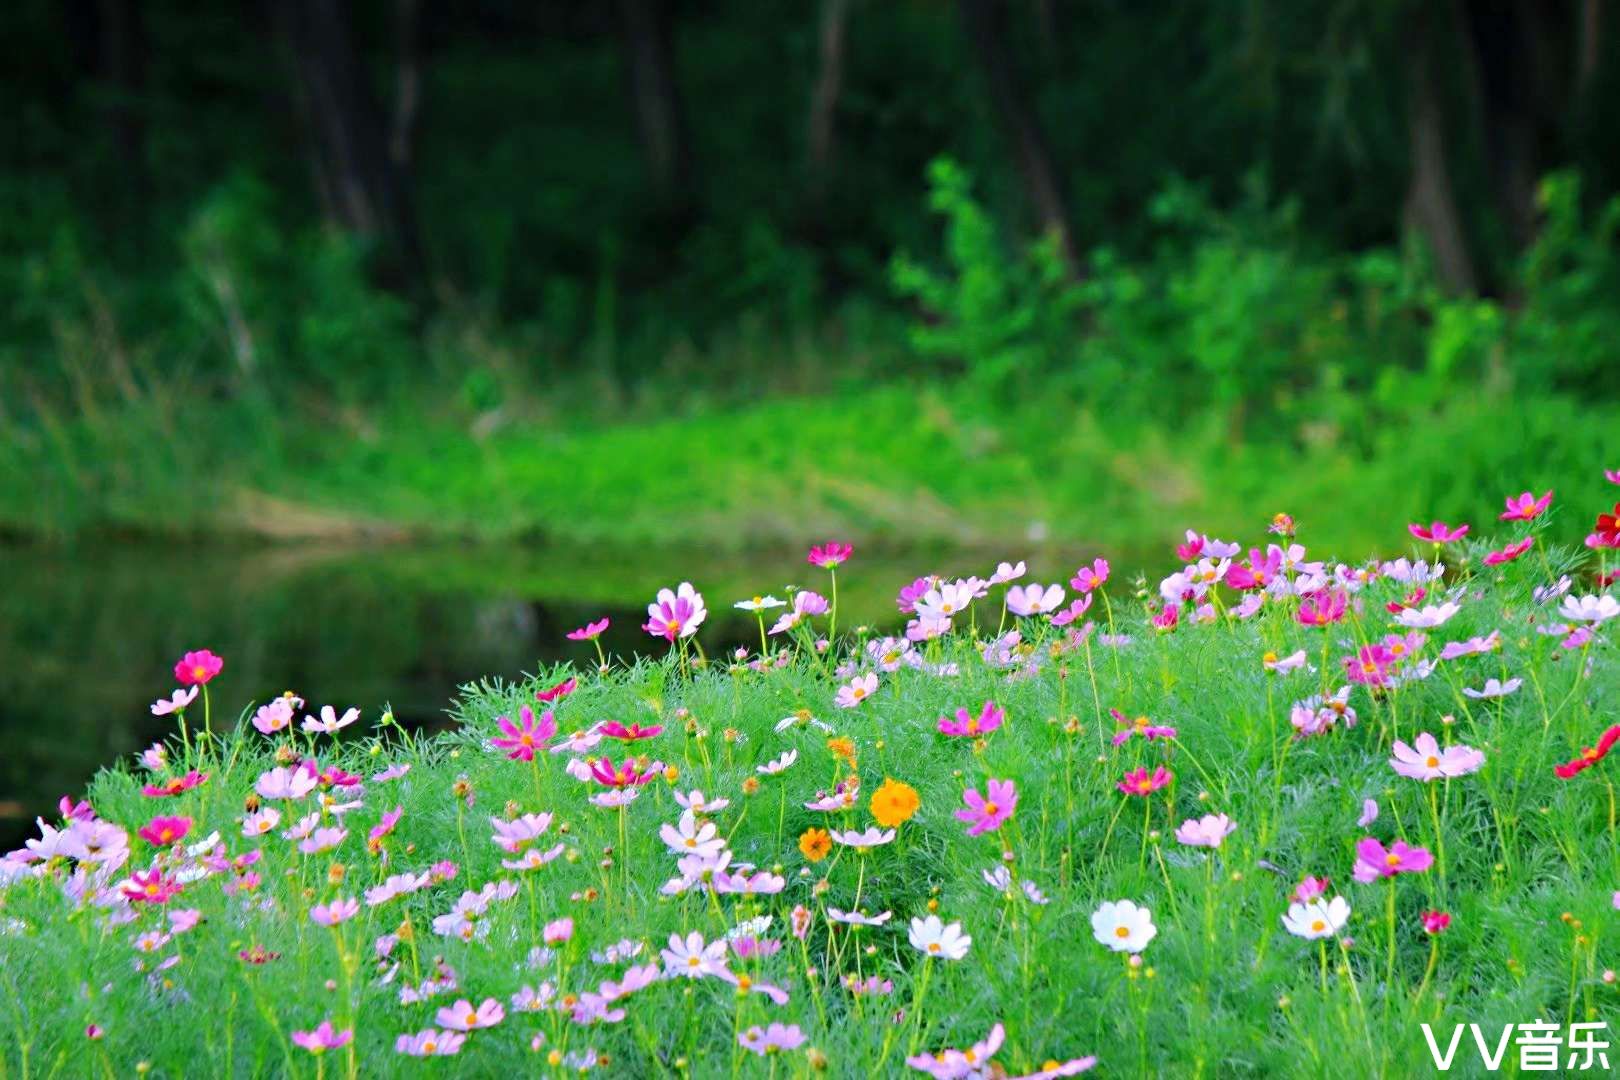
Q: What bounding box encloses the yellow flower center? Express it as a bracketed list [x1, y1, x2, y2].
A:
[1310, 919, 1326, 933]
[1385, 853, 1401, 867]
[982, 802, 999, 817]
[1114, 926, 1131, 939]
[1424, 755, 1439, 768]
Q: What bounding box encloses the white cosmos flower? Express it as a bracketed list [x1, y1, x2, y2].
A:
[908, 915, 971, 960]
[1559, 594, 1620, 623]
[733, 595, 786, 612]
[1463, 677, 1522, 699]
[1091, 899, 1156, 953]
[1282, 896, 1351, 939]
[1393, 602, 1460, 629]
[658, 811, 725, 859]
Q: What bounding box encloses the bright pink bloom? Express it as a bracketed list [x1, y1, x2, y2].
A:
[543, 917, 574, 944]
[1408, 521, 1469, 544]
[1224, 548, 1282, 591]
[121, 868, 183, 905]
[1421, 910, 1452, 935]
[937, 701, 1005, 738]
[141, 770, 208, 798]
[437, 998, 505, 1032]
[173, 649, 223, 686]
[1070, 558, 1110, 593]
[1297, 589, 1347, 626]
[807, 542, 853, 568]
[566, 618, 610, 641]
[1292, 876, 1330, 903]
[1344, 644, 1396, 686]
[896, 576, 935, 614]
[1352, 836, 1433, 882]
[1109, 708, 1176, 746]
[1051, 594, 1094, 626]
[137, 816, 192, 847]
[1483, 537, 1534, 565]
[291, 1020, 353, 1053]
[589, 757, 659, 788]
[1117, 766, 1172, 796]
[954, 779, 1017, 836]
[536, 677, 577, 702]
[1151, 603, 1180, 632]
[491, 706, 557, 762]
[1499, 490, 1552, 521]
[599, 720, 663, 741]
[643, 583, 707, 641]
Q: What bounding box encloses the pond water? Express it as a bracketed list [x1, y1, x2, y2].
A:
[1, 540, 1105, 848]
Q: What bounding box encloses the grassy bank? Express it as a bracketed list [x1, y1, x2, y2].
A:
[6, 376, 1615, 558]
[4, 500, 1619, 1075]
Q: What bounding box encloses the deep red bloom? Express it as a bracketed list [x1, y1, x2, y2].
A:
[1594, 503, 1620, 545]
[1554, 725, 1620, 779]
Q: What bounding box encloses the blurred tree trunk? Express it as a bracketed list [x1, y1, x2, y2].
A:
[1403, 5, 1478, 294]
[957, 0, 1077, 271]
[806, 0, 851, 210]
[617, 0, 697, 220]
[390, 0, 424, 172]
[1458, 0, 1545, 254]
[276, 0, 423, 285]
[1578, 0, 1604, 96]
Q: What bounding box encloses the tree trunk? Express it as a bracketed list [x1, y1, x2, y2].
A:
[390, 0, 424, 171]
[1459, 0, 1541, 253]
[806, 0, 851, 208]
[617, 0, 697, 217]
[1403, 6, 1479, 294]
[1578, 0, 1604, 96]
[276, 0, 423, 284]
[957, 0, 1077, 271]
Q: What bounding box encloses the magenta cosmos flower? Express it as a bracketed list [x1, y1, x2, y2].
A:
[137, 815, 192, 847]
[1483, 536, 1535, 565]
[643, 583, 707, 641]
[1499, 490, 1552, 521]
[1070, 558, 1110, 593]
[141, 770, 208, 798]
[589, 757, 659, 788]
[566, 618, 610, 641]
[1352, 837, 1433, 882]
[938, 701, 1005, 737]
[1390, 732, 1485, 781]
[1117, 765, 1172, 796]
[491, 706, 557, 761]
[535, 676, 577, 702]
[807, 541, 853, 568]
[1109, 709, 1176, 745]
[599, 720, 663, 741]
[1297, 589, 1347, 626]
[291, 1020, 353, 1053]
[173, 649, 223, 686]
[1408, 520, 1469, 544]
[955, 778, 1017, 836]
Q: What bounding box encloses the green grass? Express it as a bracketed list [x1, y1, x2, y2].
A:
[4, 510, 1619, 1076]
[6, 373, 1616, 559]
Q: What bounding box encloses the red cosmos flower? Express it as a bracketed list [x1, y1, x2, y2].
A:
[1595, 503, 1620, 545]
[141, 770, 208, 798]
[121, 868, 183, 905]
[1297, 589, 1347, 626]
[588, 757, 660, 788]
[598, 720, 663, 741]
[137, 815, 192, 847]
[1554, 725, 1620, 779]
[536, 677, 577, 703]
[1483, 537, 1535, 566]
[1499, 491, 1552, 521]
[173, 649, 224, 687]
[807, 542, 853, 569]
[1409, 521, 1469, 544]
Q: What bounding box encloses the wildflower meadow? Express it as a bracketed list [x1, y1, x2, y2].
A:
[10, 488, 1620, 1078]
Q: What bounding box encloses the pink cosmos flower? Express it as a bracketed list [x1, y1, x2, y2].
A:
[291, 1021, 353, 1053]
[544, 917, 574, 945]
[1006, 583, 1064, 616]
[1357, 799, 1379, 827]
[588, 757, 659, 788]
[739, 1023, 807, 1056]
[121, 868, 183, 905]
[1174, 812, 1235, 849]
[1297, 589, 1348, 626]
[311, 897, 360, 925]
[1439, 631, 1500, 659]
[369, 806, 404, 845]
[301, 705, 360, 735]
[938, 701, 1005, 737]
[1264, 649, 1308, 673]
[1117, 766, 1172, 796]
[599, 720, 663, 742]
[955, 778, 1017, 836]
[173, 649, 223, 687]
[1070, 558, 1110, 593]
[150, 688, 199, 716]
[643, 582, 707, 641]
[536, 677, 577, 702]
[807, 542, 853, 568]
[1499, 491, 1552, 521]
[661, 931, 731, 979]
[1390, 732, 1485, 780]
[1344, 644, 1396, 686]
[1292, 876, 1330, 903]
[1224, 548, 1282, 591]
[252, 699, 294, 734]
[1352, 837, 1433, 882]
[1151, 603, 1180, 631]
[1050, 595, 1094, 626]
[1421, 910, 1452, 935]
[436, 998, 504, 1032]
[1408, 520, 1469, 544]
[566, 618, 610, 641]
[988, 561, 1026, 585]
[396, 1029, 465, 1056]
[1109, 708, 1176, 746]
[835, 673, 879, 708]
[1483, 537, 1535, 566]
[491, 706, 557, 762]
[141, 770, 208, 798]
[907, 1023, 1005, 1079]
[137, 816, 192, 847]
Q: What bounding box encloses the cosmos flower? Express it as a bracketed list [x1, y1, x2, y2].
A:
[1393, 602, 1460, 629]
[1390, 733, 1485, 780]
[395, 1029, 465, 1057]
[869, 777, 921, 828]
[491, 707, 558, 761]
[1559, 594, 1620, 623]
[173, 649, 224, 686]
[255, 763, 318, 801]
[739, 1023, 807, 1056]
[566, 618, 610, 641]
[1483, 537, 1535, 565]
[137, 816, 192, 847]
[757, 749, 798, 775]
[588, 758, 659, 788]
[1264, 649, 1308, 673]
[659, 811, 725, 859]
[1554, 724, 1620, 779]
[1174, 813, 1235, 849]
[909, 915, 972, 960]
[436, 998, 504, 1032]
[643, 583, 707, 641]
[798, 827, 832, 862]
[1352, 837, 1433, 882]
[807, 542, 853, 568]
[599, 719, 663, 742]
[1462, 677, 1521, 699]
[660, 931, 730, 979]
[835, 673, 879, 708]
[149, 688, 198, 716]
[955, 779, 1016, 836]
[311, 897, 360, 925]
[1091, 899, 1156, 953]
[1421, 910, 1452, 934]
[906, 1023, 1004, 1078]
[1408, 521, 1469, 544]
[301, 705, 360, 735]
[1117, 766, 1172, 796]
[1007, 583, 1065, 616]
[938, 701, 1004, 737]
[1070, 558, 1110, 593]
[989, 561, 1027, 585]
[1499, 490, 1552, 521]
[535, 677, 577, 703]
[290, 1021, 352, 1053]
[141, 770, 208, 798]
[1297, 590, 1348, 626]
[831, 826, 896, 849]
[1282, 896, 1351, 939]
